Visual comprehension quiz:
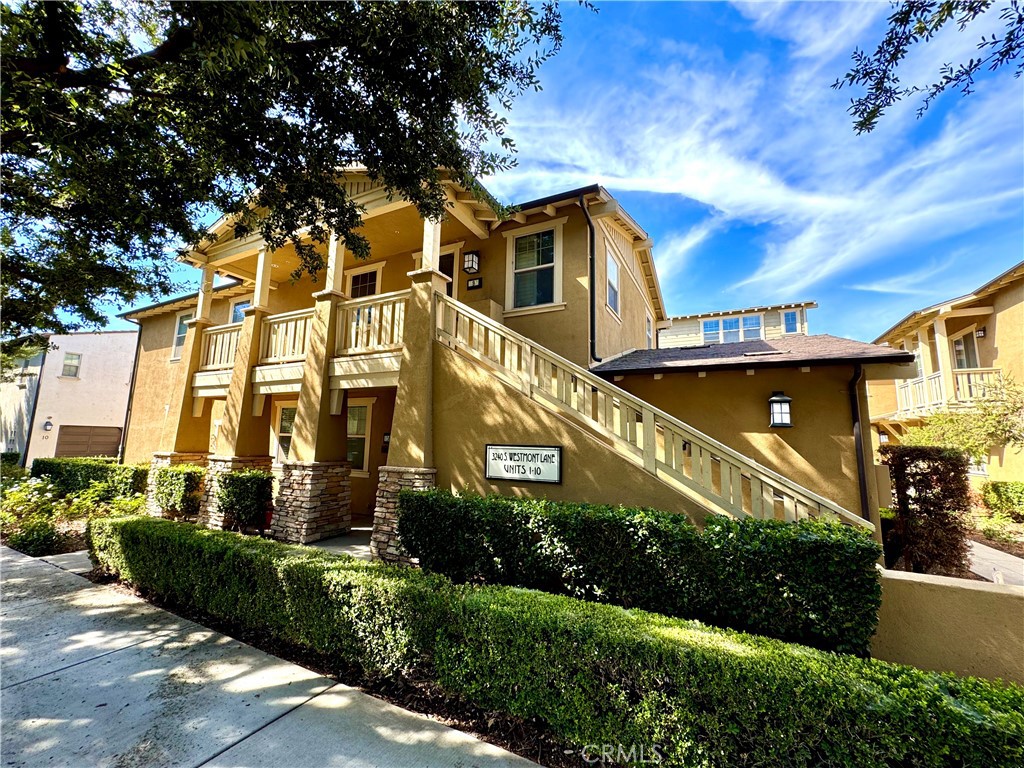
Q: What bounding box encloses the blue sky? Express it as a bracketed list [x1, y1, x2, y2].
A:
[112, 1, 1023, 341]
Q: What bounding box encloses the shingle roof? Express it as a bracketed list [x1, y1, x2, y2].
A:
[592, 334, 915, 375]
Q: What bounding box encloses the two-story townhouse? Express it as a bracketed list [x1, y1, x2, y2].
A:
[1, 331, 138, 465]
[868, 261, 1024, 482]
[119, 170, 909, 554]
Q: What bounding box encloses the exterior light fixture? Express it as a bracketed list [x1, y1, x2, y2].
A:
[463, 250, 480, 274]
[975, 327, 986, 339]
[768, 392, 793, 428]
[42, 420, 54, 432]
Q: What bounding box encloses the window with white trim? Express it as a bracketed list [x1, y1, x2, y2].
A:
[171, 310, 194, 360]
[61, 352, 81, 378]
[703, 315, 762, 344]
[276, 405, 296, 463]
[783, 310, 799, 334]
[702, 319, 720, 345]
[346, 398, 374, 475]
[345, 263, 383, 299]
[230, 299, 251, 323]
[606, 251, 620, 315]
[512, 229, 555, 308]
[742, 315, 762, 341]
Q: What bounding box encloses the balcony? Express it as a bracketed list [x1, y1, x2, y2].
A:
[192, 290, 411, 400]
[893, 367, 1002, 418]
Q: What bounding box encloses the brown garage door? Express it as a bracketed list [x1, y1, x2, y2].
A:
[54, 426, 122, 458]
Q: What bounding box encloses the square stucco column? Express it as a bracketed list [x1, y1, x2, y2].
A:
[145, 451, 208, 518]
[215, 306, 272, 458]
[370, 466, 435, 565]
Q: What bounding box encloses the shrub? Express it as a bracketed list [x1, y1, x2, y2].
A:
[880, 445, 972, 575]
[217, 470, 273, 531]
[0, 477, 59, 525]
[107, 464, 149, 497]
[1, 450, 21, 467]
[30, 456, 117, 495]
[983, 481, 1024, 523]
[152, 465, 204, 519]
[398, 490, 881, 655]
[65, 479, 147, 521]
[7, 515, 64, 556]
[88, 516, 1024, 768]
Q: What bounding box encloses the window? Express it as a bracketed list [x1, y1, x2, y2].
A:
[703, 319, 720, 345]
[276, 406, 296, 463]
[951, 331, 979, 370]
[61, 353, 81, 378]
[783, 310, 799, 334]
[512, 229, 555, 308]
[742, 315, 762, 341]
[346, 399, 374, 475]
[171, 310, 194, 360]
[346, 263, 383, 299]
[722, 317, 741, 343]
[646, 314, 654, 350]
[230, 299, 251, 323]
[606, 251, 620, 315]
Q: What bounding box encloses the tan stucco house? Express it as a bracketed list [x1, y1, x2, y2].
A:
[119, 171, 913, 554]
[868, 260, 1024, 482]
[1, 331, 138, 465]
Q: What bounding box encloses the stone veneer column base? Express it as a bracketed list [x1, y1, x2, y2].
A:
[200, 455, 273, 530]
[271, 461, 352, 544]
[146, 452, 208, 518]
[370, 466, 436, 565]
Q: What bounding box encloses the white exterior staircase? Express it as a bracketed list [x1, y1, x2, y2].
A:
[434, 292, 872, 530]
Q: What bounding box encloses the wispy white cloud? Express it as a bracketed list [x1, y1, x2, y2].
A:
[849, 258, 956, 295]
[654, 217, 724, 284]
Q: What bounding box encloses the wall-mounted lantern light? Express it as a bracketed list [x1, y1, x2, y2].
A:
[975, 327, 986, 339]
[768, 392, 793, 428]
[463, 250, 480, 274]
[42, 420, 54, 432]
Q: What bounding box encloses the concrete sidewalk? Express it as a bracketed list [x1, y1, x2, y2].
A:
[969, 540, 1024, 586]
[1, 546, 536, 768]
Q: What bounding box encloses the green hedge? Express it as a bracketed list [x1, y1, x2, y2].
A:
[1, 451, 21, 467]
[30, 456, 117, 494]
[397, 491, 881, 655]
[983, 481, 1024, 522]
[87, 516, 1024, 768]
[217, 469, 273, 531]
[152, 465, 205, 519]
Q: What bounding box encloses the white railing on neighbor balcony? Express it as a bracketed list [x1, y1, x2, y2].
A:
[335, 290, 410, 356]
[433, 292, 871, 530]
[260, 308, 314, 364]
[896, 372, 945, 415]
[954, 368, 1001, 402]
[199, 322, 242, 370]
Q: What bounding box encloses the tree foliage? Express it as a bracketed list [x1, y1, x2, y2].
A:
[834, 1, 1024, 133]
[1, 0, 569, 340]
[902, 379, 1024, 461]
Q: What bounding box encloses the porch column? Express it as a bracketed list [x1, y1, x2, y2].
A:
[915, 330, 934, 376]
[204, 248, 274, 529]
[272, 233, 352, 543]
[371, 218, 449, 563]
[933, 317, 955, 403]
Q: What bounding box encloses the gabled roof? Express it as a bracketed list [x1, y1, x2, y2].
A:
[592, 334, 914, 375]
[119, 280, 248, 321]
[874, 260, 1024, 343]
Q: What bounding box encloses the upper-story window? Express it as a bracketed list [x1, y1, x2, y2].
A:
[606, 252, 620, 316]
[61, 352, 81, 378]
[703, 315, 762, 344]
[171, 310, 194, 360]
[504, 218, 565, 313]
[230, 299, 251, 323]
[346, 263, 383, 299]
[783, 310, 799, 334]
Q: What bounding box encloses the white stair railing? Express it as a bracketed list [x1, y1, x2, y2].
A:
[336, 290, 410, 355]
[200, 322, 242, 370]
[434, 292, 871, 530]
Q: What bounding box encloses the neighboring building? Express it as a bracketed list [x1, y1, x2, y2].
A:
[0, 332, 138, 466]
[659, 301, 816, 348]
[868, 261, 1024, 482]
[119, 170, 910, 553]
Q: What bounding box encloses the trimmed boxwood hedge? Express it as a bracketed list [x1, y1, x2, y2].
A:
[30, 456, 117, 494]
[1, 451, 21, 467]
[87, 516, 1024, 768]
[217, 469, 273, 531]
[397, 490, 882, 655]
[983, 480, 1024, 522]
[152, 464, 204, 519]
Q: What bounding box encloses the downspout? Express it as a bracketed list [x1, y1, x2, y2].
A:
[579, 194, 601, 363]
[21, 347, 47, 468]
[118, 321, 143, 464]
[848, 364, 871, 521]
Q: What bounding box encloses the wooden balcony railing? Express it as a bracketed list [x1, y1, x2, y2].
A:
[335, 290, 410, 356]
[954, 368, 1001, 402]
[434, 292, 871, 530]
[896, 371, 945, 415]
[199, 322, 242, 370]
[260, 308, 314, 364]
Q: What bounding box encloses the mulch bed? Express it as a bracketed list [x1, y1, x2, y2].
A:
[83, 570, 592, 768]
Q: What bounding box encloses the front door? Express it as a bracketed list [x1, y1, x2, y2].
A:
[438, 251, 455, 298]
[951, 333, 979, 370]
